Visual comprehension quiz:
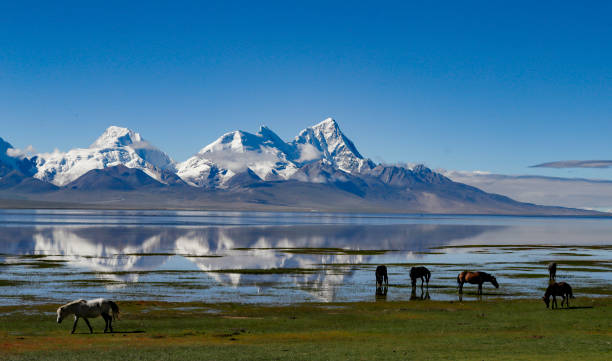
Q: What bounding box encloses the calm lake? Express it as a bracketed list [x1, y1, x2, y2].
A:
[0, 209, 610, 306]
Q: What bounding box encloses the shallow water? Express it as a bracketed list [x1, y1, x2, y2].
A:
[0, 209, 610, 306]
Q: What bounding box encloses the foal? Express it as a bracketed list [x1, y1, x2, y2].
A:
[543, 282, 574, 309]
[375, 265, 388, 287]
[57, 298, 120, 334]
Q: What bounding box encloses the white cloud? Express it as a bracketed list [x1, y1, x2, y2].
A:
[441, 169, 612, 212]
[6, 145, 35, 159]
[296, 143, 322, 162]
[531, 160, 612, 169]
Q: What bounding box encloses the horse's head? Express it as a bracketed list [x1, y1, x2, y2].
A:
[490, 276, 499, 288]
[56, 306, 65, 323]
[542, 296, 550, 308]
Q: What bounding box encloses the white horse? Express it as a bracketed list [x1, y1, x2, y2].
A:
[56, 298, 120, 334]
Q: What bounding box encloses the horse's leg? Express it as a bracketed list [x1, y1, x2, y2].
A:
[458, 282, 463, 294]
[71, 316, 79, 334]
[102, 314, 108, 333]
[109, 315, 113, 333]
[478, 283, 483, 295]
[83, 318, 93, 334]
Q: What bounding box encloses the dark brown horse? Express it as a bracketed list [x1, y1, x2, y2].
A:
[410, 266, 431, 288]
[548, 262, 557, 281]
[543, 282, 574, 309]
[375, 265, 388, 287]
[457, 271, 499, 295]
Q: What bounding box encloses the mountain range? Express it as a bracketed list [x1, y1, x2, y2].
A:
[0, 118, 600, 215]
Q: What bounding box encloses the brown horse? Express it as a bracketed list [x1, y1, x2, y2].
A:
[543, 282, 574, 309]
[457, 271, 499, 295]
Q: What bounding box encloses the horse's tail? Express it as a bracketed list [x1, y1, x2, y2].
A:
[108, 300, 120, 320]
[568, 285, 575, 299]
[426, 269, 431, 282]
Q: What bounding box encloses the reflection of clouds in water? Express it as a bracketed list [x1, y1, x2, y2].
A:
[0, 224, 494, 301]
[1, 216, 611, 304]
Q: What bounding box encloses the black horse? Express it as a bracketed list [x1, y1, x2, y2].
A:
[543, 282, 574, 309]
[410, 266, 431, 288]
[375, 265, 388, 287]
[548, 262, 557, 282]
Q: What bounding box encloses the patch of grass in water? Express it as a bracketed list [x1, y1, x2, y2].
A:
[118, 252, 223, 258]
[0, 279, 26, 287]
[143, 282, 210, 290]
[184, 255, 223, 258]
[573, 286, 612, 296]
[210, 268, 319, 275]
[0, 260, 67, 269]
[65, 279, 125, 286]
[550, 252, 593, 257]
[18, 254, 48, 259]
[233, 247, 391, 255]
[536, 260, 612, 268]
[120, 253, 177, 256]
[499, 273, 547, 279]
[431, 244, 612, 250]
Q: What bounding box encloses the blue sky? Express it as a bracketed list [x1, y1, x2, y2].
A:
[1, 1, 611, 179]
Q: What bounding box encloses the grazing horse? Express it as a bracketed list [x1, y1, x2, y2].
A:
[457, 271, 499, 295]
[543, 282, 574, 309]
[56, 298, 120, 334]
[548, 262, 557, 281]
[410, 266, 431, 288]
[375, 265, 388, 287]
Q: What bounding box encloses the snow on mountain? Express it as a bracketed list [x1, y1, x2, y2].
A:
[291, 118, 374, 173]
[176, 127, 299, 187]
[34, 126, 174, 186]
[176, 118, 374, 188]
[26, 118, 379, 189]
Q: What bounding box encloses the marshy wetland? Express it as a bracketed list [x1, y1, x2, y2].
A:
[1, 210, 611, 305]
[1, 210, 611, 360]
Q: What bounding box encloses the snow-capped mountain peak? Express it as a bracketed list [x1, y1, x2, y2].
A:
[90, 126, 143, 149]
[177, 127, 299, 186]
[33, 126, 174, 186]
[293, 117, 373, 173]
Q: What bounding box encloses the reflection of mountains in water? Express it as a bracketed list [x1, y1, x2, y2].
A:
[0, 224, 498, 300]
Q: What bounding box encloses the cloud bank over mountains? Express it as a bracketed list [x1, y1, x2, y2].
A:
[442, 170, 612, 213]
[531, 160, 612, 169]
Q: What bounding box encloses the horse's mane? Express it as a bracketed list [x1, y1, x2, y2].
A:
[60, 299, 86, 309]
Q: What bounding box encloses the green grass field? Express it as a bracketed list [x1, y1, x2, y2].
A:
[1, 298, 610, 360]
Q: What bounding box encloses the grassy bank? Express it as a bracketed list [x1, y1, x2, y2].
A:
[1, 298, 610, 360]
